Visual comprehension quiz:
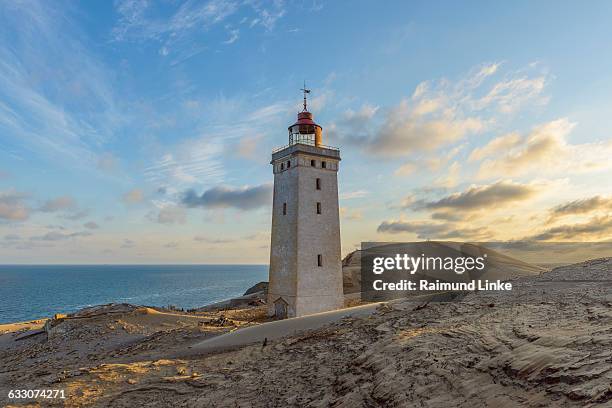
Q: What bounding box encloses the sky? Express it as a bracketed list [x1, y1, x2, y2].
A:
[1, 0, 612, 264]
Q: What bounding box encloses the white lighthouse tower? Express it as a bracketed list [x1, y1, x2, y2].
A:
[267, 86, 343, 319]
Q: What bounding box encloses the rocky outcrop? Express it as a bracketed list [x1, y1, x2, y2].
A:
[342, 249, 362, 294]
[243, 281, 268, 296]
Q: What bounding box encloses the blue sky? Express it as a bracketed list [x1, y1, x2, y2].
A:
[1, 0, 612, 263]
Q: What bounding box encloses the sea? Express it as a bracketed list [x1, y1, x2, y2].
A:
[0, 265, 268, 324]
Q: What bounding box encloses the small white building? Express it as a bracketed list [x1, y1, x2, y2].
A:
[267, 89, 343, 319]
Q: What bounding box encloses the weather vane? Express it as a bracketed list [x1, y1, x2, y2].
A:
[300, 80, 311, 111]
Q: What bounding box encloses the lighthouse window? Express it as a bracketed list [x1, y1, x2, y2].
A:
[310, 159, 316, 167]
[317, 254, 322, 267]
[321, 161, 327, 169]
[283, 202, 287, 215]
[316, 202, 321, 214]
[316, 178, 321, 190]
[280, 163, 284, 171]
[287, 160, 291, 168]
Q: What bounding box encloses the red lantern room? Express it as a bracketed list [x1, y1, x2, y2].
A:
[288, 84, 323, 147]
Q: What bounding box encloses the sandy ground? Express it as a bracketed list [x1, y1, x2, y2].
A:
[1, 259, 611, 407]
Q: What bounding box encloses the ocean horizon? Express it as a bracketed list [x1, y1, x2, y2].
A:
[0, 264, 268, 324]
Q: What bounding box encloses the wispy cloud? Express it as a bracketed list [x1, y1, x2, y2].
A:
[377, 219, 491, 240]
[524, 215, 612, 241]
[112, 0, 239, 42]
[112, 0, 286, 53]
[0, 1, 122, 169]
[547, 196, 612, 221]
[144, 138, 226, 187]
[224, 28, 240, 44]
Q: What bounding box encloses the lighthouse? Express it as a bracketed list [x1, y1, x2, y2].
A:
[267, 86, 344, 319]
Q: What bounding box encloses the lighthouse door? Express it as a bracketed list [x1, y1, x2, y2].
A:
[274, 298, 288, 319]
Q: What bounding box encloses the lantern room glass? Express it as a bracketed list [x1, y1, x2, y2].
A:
[288, 124, 321, 147]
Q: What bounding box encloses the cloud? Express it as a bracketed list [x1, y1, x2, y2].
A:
[181, 184, 272, 210]
[0, 190, 30, 221]
[342, 104, 379, 127]
[433, 161, 461, 188]
[194, 231, 268, 244]
[164, 241, 179, 249]
[524, 215, 612, 241]
[194, 236, 235, 244]
[62, 209, 89, 221]
[111, 0, 284, 53]
[0, 2, 122, 169]
[329, 62, 548, 157]
[121, 239, 136, 248]
[39, 196, 76, 212]
[547, 196, 612, 221]
[468, 132, 521, 162]
[224, 28, 239, 44]
[377, 219, 491, 240]
[475, 119, 612, 179]
[233, 134, 264, 160]
[112, 0, 239, 42]
[83, 221, 99, 229]
[156, 206, 186, 224]
[248, 0, 286, 30]
[123, 189, 144, 204]
[340, 190, 369, 200]
[430, 211, 466, 222]
[413, 181, 538, 212]
[0, 170, 9, 179]
[394, 162, 417, 176]
[340, 207, 363, 220]
[474, 76, 547, 114]
[144, 138, 225, 187]
[96, 152, 119, 173]
[38, 195, 90, 220]
[367, 107, 483, 157]
[4, 234, 21, 241]
[394, 145, 464, 178]
[30, 231, 92, 241]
